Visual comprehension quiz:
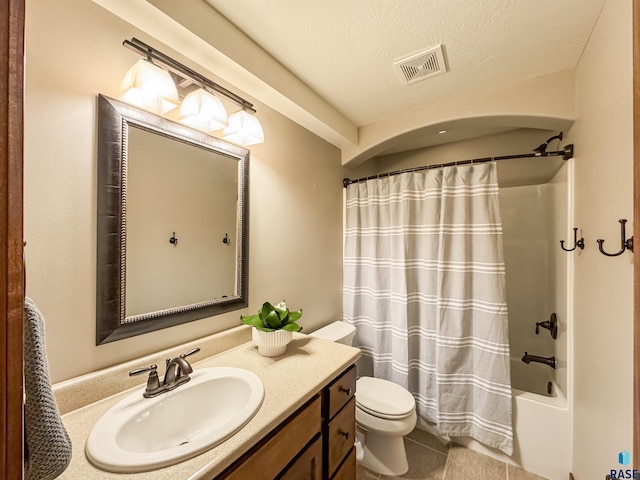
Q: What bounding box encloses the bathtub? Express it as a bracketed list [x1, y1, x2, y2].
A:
[508, 357, 570, 480]
[442, 358, 570, 480]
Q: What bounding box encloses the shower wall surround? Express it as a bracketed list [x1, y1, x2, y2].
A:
[500, 165, 568, 399]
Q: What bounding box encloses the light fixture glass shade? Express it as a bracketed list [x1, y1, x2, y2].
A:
[118, 59, 179, 114]
[222, 110, 264, 146]
[178, 89, 228, 131]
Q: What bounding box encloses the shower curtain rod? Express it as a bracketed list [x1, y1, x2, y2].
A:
[342, 143, 574, 188]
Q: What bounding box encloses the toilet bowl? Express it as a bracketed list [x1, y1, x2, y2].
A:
[309, 322, 417, 476]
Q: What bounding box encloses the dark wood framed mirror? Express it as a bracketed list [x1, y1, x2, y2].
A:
[96, 94, 249, 344]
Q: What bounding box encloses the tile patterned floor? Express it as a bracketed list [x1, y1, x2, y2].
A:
[356, 429, 549, 480]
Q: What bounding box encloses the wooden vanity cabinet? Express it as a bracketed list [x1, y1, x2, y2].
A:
[215, 365, 357, 480]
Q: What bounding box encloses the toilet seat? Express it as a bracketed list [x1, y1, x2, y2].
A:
[356, 377, 415, 420]
[356, 406, 417, 437]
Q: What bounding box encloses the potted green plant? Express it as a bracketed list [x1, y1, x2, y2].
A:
[241, 301, 303, 356]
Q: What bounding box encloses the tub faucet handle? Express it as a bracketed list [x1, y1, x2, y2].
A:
[535, 313, 558, 339]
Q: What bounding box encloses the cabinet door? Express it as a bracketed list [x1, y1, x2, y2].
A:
[331, 448, 356, 480]
[278, 436, 322, 480]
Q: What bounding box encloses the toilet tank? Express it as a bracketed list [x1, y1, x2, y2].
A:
[309, 321, 356, 345]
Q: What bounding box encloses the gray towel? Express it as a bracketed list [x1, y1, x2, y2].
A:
[24, 297, 72, 480]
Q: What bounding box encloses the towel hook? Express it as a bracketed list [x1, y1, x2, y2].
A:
[169, 232, 178, 246]
[596, 219, 633, 256]
[560, 227, 584, 252]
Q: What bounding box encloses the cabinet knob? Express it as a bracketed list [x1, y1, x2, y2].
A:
[339, 430, 350, 440]
[339, 386, 351, 396]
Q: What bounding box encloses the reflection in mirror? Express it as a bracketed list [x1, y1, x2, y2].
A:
[96, 94, 249, 344]
[125, 127, 239, 317]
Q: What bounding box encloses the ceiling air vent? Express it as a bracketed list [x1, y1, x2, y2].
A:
[394, 44, 447, 85]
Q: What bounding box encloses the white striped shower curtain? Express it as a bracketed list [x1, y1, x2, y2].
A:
[343, 162, 513, 455]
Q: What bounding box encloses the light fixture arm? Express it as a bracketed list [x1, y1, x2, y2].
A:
[123, 38, 256, 114]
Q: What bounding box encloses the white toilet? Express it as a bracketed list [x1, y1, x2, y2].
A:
[310, 321, 417, 476]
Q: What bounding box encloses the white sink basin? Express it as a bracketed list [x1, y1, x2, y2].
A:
[86, 367, 264, 473]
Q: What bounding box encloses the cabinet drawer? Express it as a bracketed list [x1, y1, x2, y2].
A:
[221, 396, 321, 480]
[327, 397, 356, 477]
[326, 365, 356, 420]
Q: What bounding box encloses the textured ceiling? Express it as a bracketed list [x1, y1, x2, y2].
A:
[204, 0, 606, 128]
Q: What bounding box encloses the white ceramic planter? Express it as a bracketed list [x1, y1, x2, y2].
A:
[252, 328, 293, 357]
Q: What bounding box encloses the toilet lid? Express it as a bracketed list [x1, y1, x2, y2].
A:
[355, 377, 415, 419]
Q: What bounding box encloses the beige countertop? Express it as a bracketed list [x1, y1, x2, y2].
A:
[58, 333, 360, 479]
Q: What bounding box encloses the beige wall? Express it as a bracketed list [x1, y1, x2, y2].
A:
[24, 0, 345, 383]
[569, 0, 634, 476]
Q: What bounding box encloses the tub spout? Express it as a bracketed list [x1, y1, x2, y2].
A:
[521, 352, 556, 369]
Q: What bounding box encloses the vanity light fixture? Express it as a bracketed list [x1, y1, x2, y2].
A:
[120, 38, 264, 146]
[178, 88, 228, 132]
[223, 110, 265, 146]
[118, 59, 179, 114]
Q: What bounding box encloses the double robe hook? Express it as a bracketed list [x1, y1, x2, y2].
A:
[560, 228, 584, 252]
[597, 219, 633, 256]
[169, 232, 178, 246]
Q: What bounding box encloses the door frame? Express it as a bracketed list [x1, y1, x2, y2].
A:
[1, 0, 25, 479]
[633, 0, 640, 468]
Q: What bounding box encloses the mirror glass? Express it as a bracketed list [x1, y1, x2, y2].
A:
[96, 94, 249, 344]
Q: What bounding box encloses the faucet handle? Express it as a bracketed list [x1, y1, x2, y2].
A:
[129, 364, 162, 398]
[129, 364, 158, 377]
[180, 347, 201, 359]
[176, 348, 200, 377]
[162, 349, 200, 388]
[166, 348, 200, 371]
[534, 313, 558, 339]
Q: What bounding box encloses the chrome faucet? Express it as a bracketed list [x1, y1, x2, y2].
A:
[130, 347, 200, 398]
[521, 352, 556, 369]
